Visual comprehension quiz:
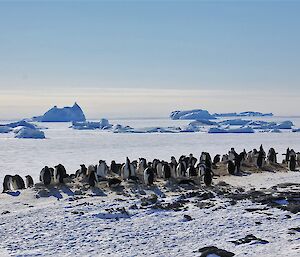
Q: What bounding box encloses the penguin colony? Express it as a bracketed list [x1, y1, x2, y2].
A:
[2, 146, 300, 192]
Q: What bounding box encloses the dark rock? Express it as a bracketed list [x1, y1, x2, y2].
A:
[230, 234, 269, 245]
[1, 211, 10, 215]
[197, 246, 235, 257]
[183, 214, 193, 221]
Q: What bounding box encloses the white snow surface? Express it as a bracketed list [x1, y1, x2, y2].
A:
[0, 172, 299, 256]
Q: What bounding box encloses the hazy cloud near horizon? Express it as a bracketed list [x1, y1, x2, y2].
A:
[0, 88, 298, 120]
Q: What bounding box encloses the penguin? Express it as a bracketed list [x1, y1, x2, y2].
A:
[25, 175, 34, 188]
[121, 157, 136, 180]
[107, 178, 122, 188]
[187, 164, 197, 177]
[188, 154, 197, 167]
[54, 164, 67, 184]
[49, 167, 55, 184]
[156, 161, 163, 178]
[40, 166, 51, 186]
[283, 147, 290, 163]
[267, 148, 277, 164]
[203, 167, 214, 186]
[110, 161, 122, 175]
[162, 162, 171, 179]
[2, 175, 13, 192]
[213, 154, 221, 165]
[96, 160, 108, 180]
[14, 175, 25, 189]
[87, 165, 97, 187]
[137, 158, 147, 174]
[176, 161, 187, 177]
[76, 164, 87, 178]
[257, 145, 265, 169]
[289, 149, 297, 171]
[144, 165, 155, 186]
[227, 160, 235, 175]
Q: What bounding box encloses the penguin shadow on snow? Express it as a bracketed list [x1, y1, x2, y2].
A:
[90, 186, 107, 197]
[4, 191, 21, 197]
[36, 185, 63, 200]
[147, 185, 165, 197]
[35, 183, 76, 199]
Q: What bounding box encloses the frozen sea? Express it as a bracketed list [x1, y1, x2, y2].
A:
[1, 116, 300, 187]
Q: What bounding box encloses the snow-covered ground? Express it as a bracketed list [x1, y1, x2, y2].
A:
[0, 172, 299, 257]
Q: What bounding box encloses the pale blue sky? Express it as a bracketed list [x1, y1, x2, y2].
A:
[0, 1, 299, 118]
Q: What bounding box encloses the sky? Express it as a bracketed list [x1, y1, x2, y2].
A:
[0, 0, 300, 119]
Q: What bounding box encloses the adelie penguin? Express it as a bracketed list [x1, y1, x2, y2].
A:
[55, 164, 67, 184]
[227, 160, 235, 175]
[87, 165, 97, 187]
[25, 175, 34, 188]
[2, 175, 13, 192]
[162, 162, 171, 179]
[203, 167, 214, 187]
[40, 166, 51, 186]
[289, 149, 297, 171]
[144, 164, 155, 186]
[257, 145, 265, 169]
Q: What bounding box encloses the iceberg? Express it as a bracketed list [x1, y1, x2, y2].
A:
[0, 126, 12, 133]
[292, 128, 300, 132]
[14, 127, 45, 139]
[170, 109, 215, 120]
[208, 127, 255, 134]
[72, 118, 113, 130]
[33, 102, 86, 122]
[6, 120, 36, 129]
[219, 119, 250, 126]
[213, 111, 273, 117]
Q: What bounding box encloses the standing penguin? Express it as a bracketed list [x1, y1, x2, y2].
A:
[203, 166, 214, 186]
[227, 160, 235, 175]
[14, 175, 25, 189]
[187, 163, 197, 177]
[257, 145, 265, 168]
[40, 166, 51, 186]
[162, 162, 171, 179]
[96, 160, 108, 180]
[144, 163, 155, 186]
[213, 154, 221, 166]
[289, 149, 297, 171]
[25, 175, 34, 188]
[54, 164, 67, 184]
[87, 165, 97, 187]
[122, 157, 138, 180]
[2, 175, 13, 192]
[267, 148, 277, 164]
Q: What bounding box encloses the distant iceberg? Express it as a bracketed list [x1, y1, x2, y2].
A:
[33, 102, 86, 122]
[0, 126, 12, 133]
[208, 127, 255, 134]
[170, 109, 215, 120]
[14, 127, 45, 139]
[213, 111, 273, 117]
[6, 120, 37, 129]
[72, 119, 112, 130]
